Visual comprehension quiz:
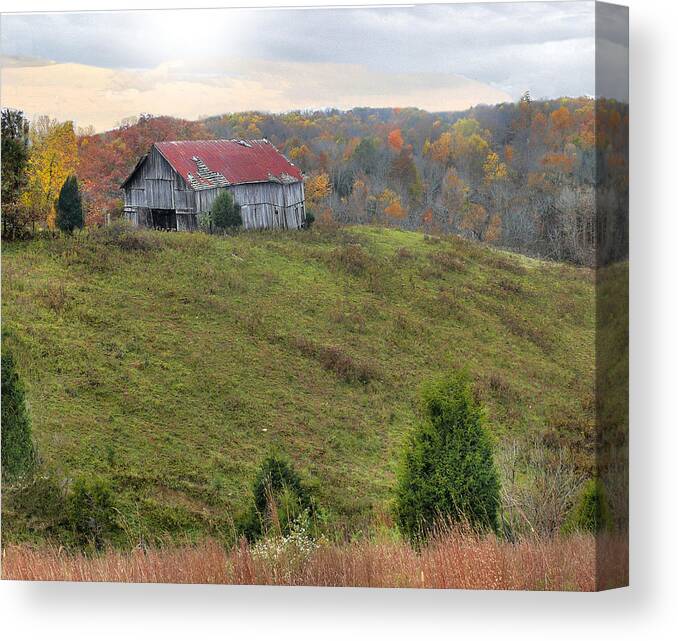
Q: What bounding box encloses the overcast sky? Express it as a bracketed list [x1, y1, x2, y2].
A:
[1, 2, 602, 132]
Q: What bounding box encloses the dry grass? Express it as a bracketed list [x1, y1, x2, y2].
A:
[288, 335, 380, 384]
[1, 532, 627, 591]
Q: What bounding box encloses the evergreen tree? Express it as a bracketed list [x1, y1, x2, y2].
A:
[395, 372, 500, 542]
[1, 109, 31, 238]
[1, 347, 35, 481]
[211, 190, 242, 230]
[243, 455, 312, 541]
[56, 175, 84, 233]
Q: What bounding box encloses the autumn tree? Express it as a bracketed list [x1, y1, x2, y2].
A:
[304, 172, 332, 219]
[56, 175, 84, 233]
[380, 188, 407, 220]
[387, 128, 404, 152]
[1, 109, 31, 238]
[389, 147, 422, 204]
[23, 117, 78, 228]
[460, 202, 500, 242]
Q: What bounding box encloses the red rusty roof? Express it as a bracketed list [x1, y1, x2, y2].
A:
[153, 139, 303, 190]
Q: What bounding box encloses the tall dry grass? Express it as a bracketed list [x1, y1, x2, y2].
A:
[1, 531, 627, 590]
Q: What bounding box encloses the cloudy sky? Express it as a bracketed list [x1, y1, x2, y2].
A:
[1, 2, 601, 132]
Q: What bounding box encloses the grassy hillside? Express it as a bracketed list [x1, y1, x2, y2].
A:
[1, 224, 595, 543]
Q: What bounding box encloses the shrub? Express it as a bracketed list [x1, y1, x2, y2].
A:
[1, 347, 35, 481]
[212, 190, 242, 230]
[304, 210, 315, 228]
[395, 372, 500, 542]
[331, 243, 372, 276]
[243, 455, 313, 542]
[91, 220, 160, 252]
[431, 251, 466, 273]
[394, 246, 414, 262]
[56, 175, 84, 234]
[65, 475, 119, 549]
[565, 478, 610, 533]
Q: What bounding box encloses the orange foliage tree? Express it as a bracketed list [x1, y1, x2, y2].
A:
[387, 128, 404, 151]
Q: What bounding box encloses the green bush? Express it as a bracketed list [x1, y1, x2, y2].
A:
[2, 473, 67, 541]
[56, 175, 84, 234]
[212, 190, 242, 230]
[395, 372, 500, 542]
[1, 347, 35, 481]
[565, 478, 610, 533]
[242, 455, 313, 541]
[65, 475, 119, 549]
[304, 210, 315, 228]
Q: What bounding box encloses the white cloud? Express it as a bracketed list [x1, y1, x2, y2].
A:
[0, 2, 603, 129]
[1, 3, 596, 95]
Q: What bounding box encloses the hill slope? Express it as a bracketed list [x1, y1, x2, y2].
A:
[1, 225, 595, 542]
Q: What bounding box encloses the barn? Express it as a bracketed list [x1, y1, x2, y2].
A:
[121, 139, 306, 231]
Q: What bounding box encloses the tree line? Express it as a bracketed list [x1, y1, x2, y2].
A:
[2, 97, 627, 265]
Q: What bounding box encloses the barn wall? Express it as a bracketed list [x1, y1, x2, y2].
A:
[124, 147, 195, 223]
[194, 182, 305, 230]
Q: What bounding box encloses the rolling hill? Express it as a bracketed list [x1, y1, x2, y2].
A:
[1, 224, 595, 543]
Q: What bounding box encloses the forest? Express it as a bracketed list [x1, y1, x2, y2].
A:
[2, 95, 628, 266]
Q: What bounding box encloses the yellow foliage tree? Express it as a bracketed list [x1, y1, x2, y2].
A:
[305, 172, 332, 212]
[483, 151, 508, 184]
[426, 121, 490, 185]
[22, 117, 78, 228]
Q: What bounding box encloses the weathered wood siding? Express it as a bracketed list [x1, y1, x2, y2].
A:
[193, 181, 305, 230]
[124, 147, 195, 213]
[123, 146, 305, 231]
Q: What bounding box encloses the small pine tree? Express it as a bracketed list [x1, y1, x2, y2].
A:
[1, 347, 35, 481]
[566, 479, 610, 533]
[211, 190, 242, 230]
[243, 455, 312, 541]
[56, 175, 84, 233]
[395, 372, 500, 542]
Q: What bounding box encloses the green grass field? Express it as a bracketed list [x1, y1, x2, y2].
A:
[1, 224, 595, 543]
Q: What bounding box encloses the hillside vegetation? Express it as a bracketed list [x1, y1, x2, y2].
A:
[1, 224, 595, 544]
[5, 99, 627, 266]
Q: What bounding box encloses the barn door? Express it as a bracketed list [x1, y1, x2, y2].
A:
[151, 209, 177, 230]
